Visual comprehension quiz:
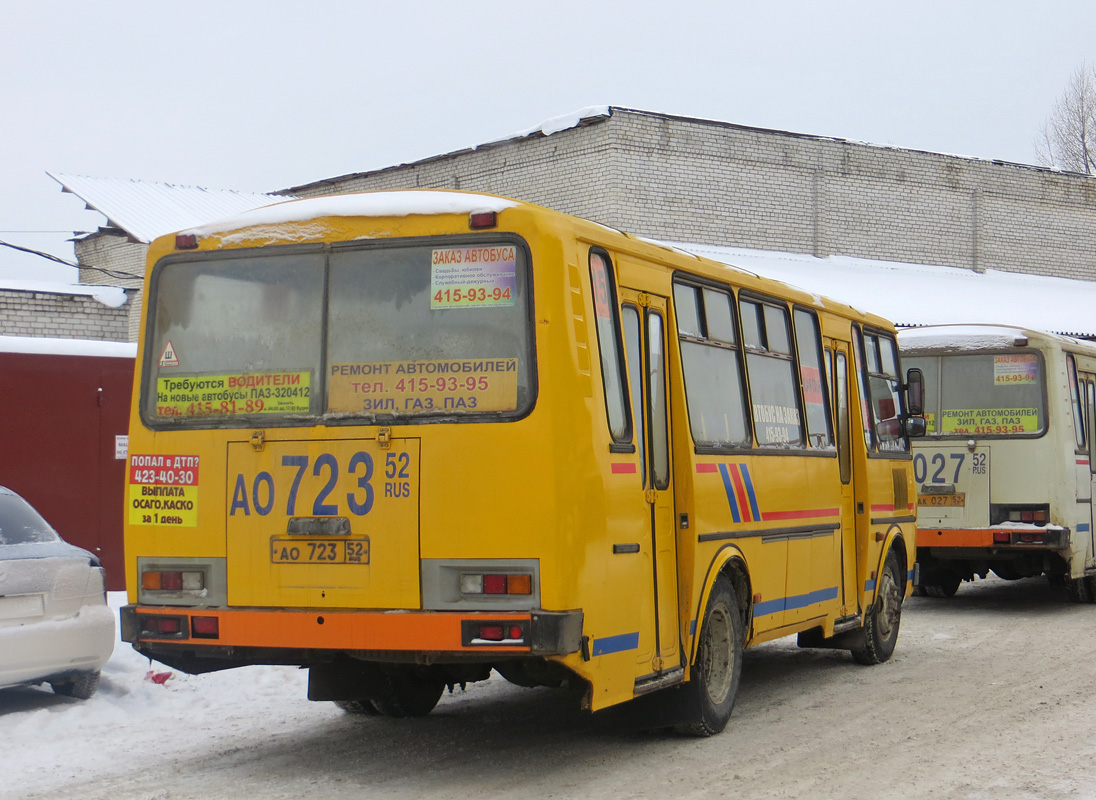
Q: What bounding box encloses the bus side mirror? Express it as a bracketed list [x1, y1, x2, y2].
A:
[905, 416, 927, 438]
[905, 368, 924, 417]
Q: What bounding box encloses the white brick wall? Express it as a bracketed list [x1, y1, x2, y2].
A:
[0, 287, 130, 340]
[293, 109, 1096, 280]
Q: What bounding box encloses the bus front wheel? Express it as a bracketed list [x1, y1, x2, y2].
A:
[852, 551, 903, 665]
[677, 574, 743, 737]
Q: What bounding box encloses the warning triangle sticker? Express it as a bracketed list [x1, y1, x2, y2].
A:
[159, 340, 180, 367]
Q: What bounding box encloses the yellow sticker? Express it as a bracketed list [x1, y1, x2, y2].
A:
[129, 454, 199, 527]
[940, 407, 1039, 435]
[156, 372, 311, 417]
[328, 358, 519, 414]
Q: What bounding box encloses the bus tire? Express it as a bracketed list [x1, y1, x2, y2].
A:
[922, 572, 961, 598]
[677, 575, 743, 737]
[852, 551, 903, 665]
[369, 668, 445, 717]
[334, 699, 379, 715]
[1068, 576, 1096, 603]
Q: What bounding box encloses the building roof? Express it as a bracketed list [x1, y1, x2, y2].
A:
[285, 105, 1077, 194]
[672, 242, 1096, 339]
[49, 172, 292, 244]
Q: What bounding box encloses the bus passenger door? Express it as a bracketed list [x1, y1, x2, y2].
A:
[830, 341, 859, 615]
[620, 290, 682, 677]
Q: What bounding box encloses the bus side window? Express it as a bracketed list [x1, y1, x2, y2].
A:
[1086, 378, 1096, 474]
[793, 308, 834, 449]
[835, 350, 852, 483]
[1067, 355, 1085, 450]
[622, 305, 646, 486]
[855, 328, 908, 453]
[740, 297, 805, 448]
[589, 251, 632, 447]
[672, 282, 750, 449]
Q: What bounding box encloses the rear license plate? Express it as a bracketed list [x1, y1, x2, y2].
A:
[917, 493, 966, 507]
[270, 538, 370, 565]
[0, 593, 45, 621]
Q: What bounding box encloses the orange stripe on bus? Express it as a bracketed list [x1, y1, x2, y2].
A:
[916, 528, 995, 548]
[136, 607, 531, 652]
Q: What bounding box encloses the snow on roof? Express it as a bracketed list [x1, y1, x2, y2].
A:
[0, 277, 127, 308]
[184, 190, 518, 240]
[49, 172, 291, 244]
[0, 334, 136, 357]
[671, 243, 1096, 338]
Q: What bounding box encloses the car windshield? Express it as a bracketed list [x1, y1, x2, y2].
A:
[0, 493, 60, 545]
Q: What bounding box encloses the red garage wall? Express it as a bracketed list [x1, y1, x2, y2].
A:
[0, 350, 134, 590]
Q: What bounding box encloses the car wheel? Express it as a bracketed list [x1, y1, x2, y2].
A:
[50, 670, 101, 700]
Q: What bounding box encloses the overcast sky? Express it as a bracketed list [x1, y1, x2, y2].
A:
[4, 0, 1096, 282]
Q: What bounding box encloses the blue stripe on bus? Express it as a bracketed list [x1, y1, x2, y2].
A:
[689, 619, 697, 635]
[592, 632, 640, 656]
[864, 578, 877, 592]
[1079, 523, 1091, 533]
[718, 464, 742, 523]
[908, 569, 916, 582]
[754, 586, 840, 617]
[740, 463, 762, 522]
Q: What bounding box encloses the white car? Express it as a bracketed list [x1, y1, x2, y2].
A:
[0, 486, 115, 699]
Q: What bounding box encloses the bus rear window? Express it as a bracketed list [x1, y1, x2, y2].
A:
[903, 352, 1045, 437]
[144, 240, 533, 425]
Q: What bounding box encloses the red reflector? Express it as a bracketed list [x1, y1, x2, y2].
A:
[508, 625, 523, 640]
[160, 571, 183, 591]
[483, 574, 507, 594]
[149, 616, 181, 635]
[993, 532, 1010, 544]
[192, 616, 219, 637]
[1021, 511, 1035, 523]
[479, 625, 505, 641]
[1019, 533, 1042, 543]
[469, 211, 497, 229]
[175, 233, 198, 249]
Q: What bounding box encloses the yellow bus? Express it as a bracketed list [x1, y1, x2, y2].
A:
[120, 190, 924, 735]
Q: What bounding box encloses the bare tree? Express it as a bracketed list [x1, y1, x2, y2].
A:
[1036, 64, 1096, 174]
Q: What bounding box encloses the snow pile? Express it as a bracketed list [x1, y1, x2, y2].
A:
[185, 191, 518, 240]
[1, 593, 322, 800]
[670, 243, 1096, 336]
[0, 335, 136, 358]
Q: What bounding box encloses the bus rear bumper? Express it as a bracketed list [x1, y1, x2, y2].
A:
[120, 605, 584, 668]
[917, 527, 1070, 551]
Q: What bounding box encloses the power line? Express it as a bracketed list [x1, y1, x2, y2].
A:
[0, 239, 144, 281]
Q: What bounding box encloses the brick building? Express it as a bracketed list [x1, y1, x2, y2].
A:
[289, 107, 1096, 282]
[54, 107, 1096, 339]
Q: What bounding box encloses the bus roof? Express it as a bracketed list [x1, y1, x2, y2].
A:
[170, 189, 895, 331]
[899, 323, 1095, 353]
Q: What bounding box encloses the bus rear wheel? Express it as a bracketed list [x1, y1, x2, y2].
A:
[677, 575, 743, 737]
[369, 667, 446, 717]
[1067, 576, 1096, 603]
[922, 572, 962, 598]
[852, 551, 903, 665]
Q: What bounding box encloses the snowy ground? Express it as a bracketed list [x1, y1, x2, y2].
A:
[5, 579, 1096, 800]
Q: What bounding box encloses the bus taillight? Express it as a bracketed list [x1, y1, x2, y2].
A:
[460, 573, 533, 596]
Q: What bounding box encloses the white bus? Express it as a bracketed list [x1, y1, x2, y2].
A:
[899, 324, 1096, 601]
